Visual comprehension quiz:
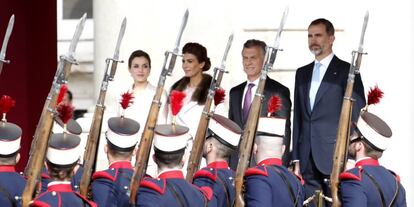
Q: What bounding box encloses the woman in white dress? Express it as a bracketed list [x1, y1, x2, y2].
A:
[168, 43, 213, 171]
[122, 50, 168, 177]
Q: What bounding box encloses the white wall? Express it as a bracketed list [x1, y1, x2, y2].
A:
[92, 0, 414, 203]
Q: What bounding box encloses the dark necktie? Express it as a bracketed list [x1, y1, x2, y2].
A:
[243, 83, 255, 122]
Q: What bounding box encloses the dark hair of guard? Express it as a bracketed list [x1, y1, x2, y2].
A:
[182, 42, 211, 71]
[309, 18, 335, 36]
[128, 50, 151, 68]
[46, 160, 77, 181]
[153, 147, 185, 169]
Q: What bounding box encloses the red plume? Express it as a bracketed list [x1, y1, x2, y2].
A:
[57, 84, 68, 104]
[267, 95, 282, 115]
[0, 95, 16, 114]
[170, 90, 186, 116]
[120, 91, 134, 110]
[367, 85, 384, 105]
[56, 103, 74, 124]
[214, 88, 225, 106]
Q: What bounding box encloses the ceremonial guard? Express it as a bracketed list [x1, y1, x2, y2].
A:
[41, 87, 84, 193]
[91, 91, 140, 207]
[244, 96, 304, 207]
[192, 114, 241, 207]
[0, 95, 26, 207]
[30, 103, 96, 207]
[136, 90, 216, 206]
[339, 87, 407, 206]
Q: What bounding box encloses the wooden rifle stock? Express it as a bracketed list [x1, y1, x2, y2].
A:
[129, 10, 188, 204]
[185, 64, 228, 181]
[79, 18, 126, 196]
[331, 11, 368, 206]
[233, 72, 267, 207]
[79, 100, 105, 197]
[330, 52, 364, 207]
[129, 84, 165, 204]
[22, 61, 73, 207]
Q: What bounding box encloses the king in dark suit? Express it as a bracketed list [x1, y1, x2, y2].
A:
[292, 18, 365, 205]
[228, 39, 292, 169]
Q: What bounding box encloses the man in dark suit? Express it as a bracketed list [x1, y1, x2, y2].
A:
[228, 39, 291, 170]
[292, 18, 365, 205]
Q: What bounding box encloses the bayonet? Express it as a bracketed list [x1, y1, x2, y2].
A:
[358, 11, 369, 53]
[267, 7, 289, 71]
[66, 13, 87, 62]
[219, 33, 234, 69]
[0, 14, 15, 76]
[166, 9, 189, 75]
[109, 17, 127, 80]
[173, 9, 189, 54]
[273, 7, 289, 49]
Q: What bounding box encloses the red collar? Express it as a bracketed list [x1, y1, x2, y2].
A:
[207, 161, 229, 169]
[109, 161, 133, 169]
[356, 158, 380, 167]
[48, 183, 73, 192]
[257, 158, 282, 166]
[0, 165, 16, 172]
[158, 170, 184, 179]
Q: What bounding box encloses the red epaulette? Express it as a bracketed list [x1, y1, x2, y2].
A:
[193, 168, 217, 182]
[195, 185, 213, 201]
[41, 172, 51, 179]
[339, 168, 363, 181]
[92, 171, 116, 182]
[388, 170, 401, 182]
[244, 166, 268, 177]
[29, 200, 51, 207]
[139, 178, 166, 195]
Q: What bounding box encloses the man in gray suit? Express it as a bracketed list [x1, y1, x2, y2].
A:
[292, 18, 365, 206]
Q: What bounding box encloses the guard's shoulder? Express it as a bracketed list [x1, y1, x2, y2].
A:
[245, 166, 268, 177]
[29, 200, 51, 207]
[139, 177, 166, 195]
[92, 169, 116, 182]
[194, 185, 213, 201]
[339, 167, 363, 181]
[193, 167, 217, 182]
[387, 169, 401, 182]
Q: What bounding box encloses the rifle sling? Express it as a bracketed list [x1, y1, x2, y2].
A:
[362, 170, 386, 207]
[269, 166, 299, 206]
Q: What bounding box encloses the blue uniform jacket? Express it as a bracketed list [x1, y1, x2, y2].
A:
[340, 158, 407, 207]
[193, 161, 235, 207]
[136, 170, 216, 207]
[40, 164, 83, 192]
[0, 165, 26, 207]
[30, 182, 96, 207]
[91, 161, 134, 207]
[245, 158, 305, 207]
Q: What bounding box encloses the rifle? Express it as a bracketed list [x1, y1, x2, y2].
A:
[185, 34, 233, 182]
[0, 14, 15, 76]
[330, 11, 369, 207]
[234, 8, 288, 207]
[21, 14, 86, 207]
[129, 9, 189, 205]
[79, 17, 127, 197]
